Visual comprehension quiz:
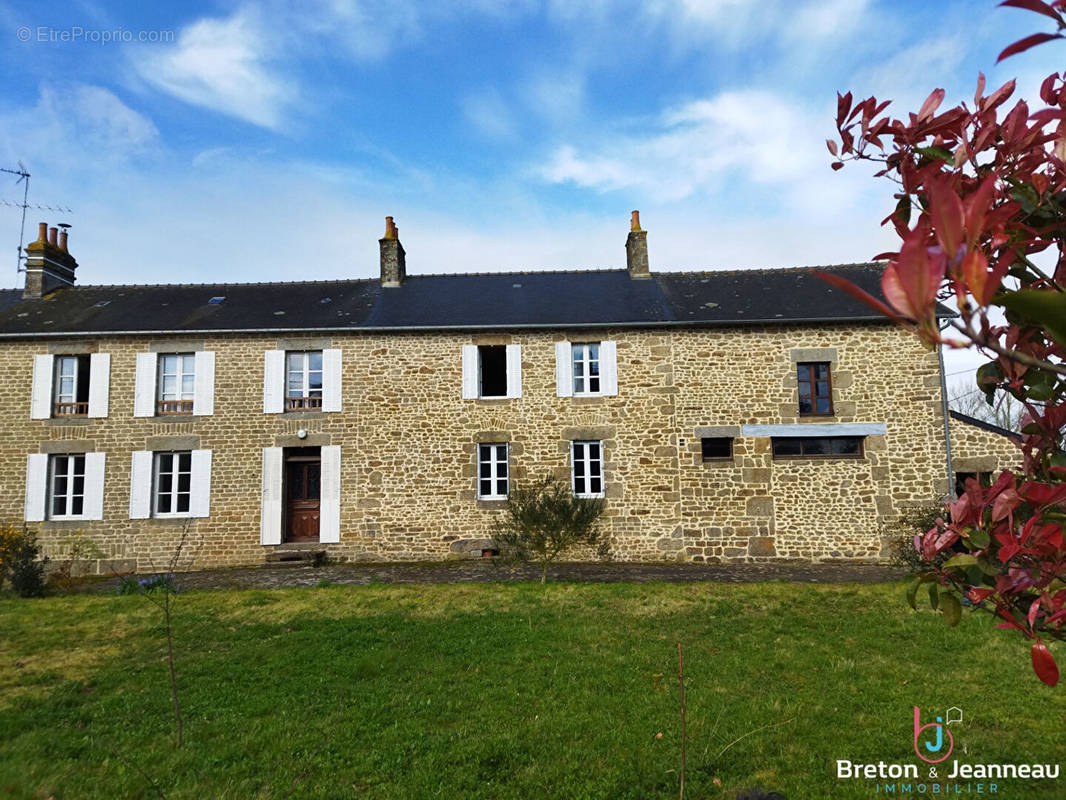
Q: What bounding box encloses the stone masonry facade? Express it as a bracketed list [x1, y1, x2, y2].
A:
[0, 322, 956, 571]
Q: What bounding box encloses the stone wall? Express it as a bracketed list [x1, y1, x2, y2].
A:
[949, 414, 1021, 477]
[0, 321, 954, 570]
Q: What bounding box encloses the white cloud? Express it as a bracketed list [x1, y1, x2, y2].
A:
[0, 85, 158, 171]
[132, 7, 295, 130]
[540, 89, 825, 202]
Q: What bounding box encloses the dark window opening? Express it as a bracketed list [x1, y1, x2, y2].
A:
[955, 471, 992, 497]
[701, 437, 733, 461]
[481, 548, 500, 558]
[479, 346, 507, 398]
[771, 436, 863, 459]
[53, 355, 91, 417]
[798, 362, 833, 416]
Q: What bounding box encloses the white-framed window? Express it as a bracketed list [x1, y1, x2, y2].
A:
[572, 343, 601, 395]
[263, 349, 342, 413]
[461, 345, 522, 399]
[154, 451, 192, 516]
[53, 355, 90, 416]
[25, 452, 105, 522]
[134, 351, 214, 417]
[129, 449, 211, 519]
[50, 454, 86, 518]
[286, 351, 323, 410]
[477, 443, 509, 500]
[31, 353, 111, 419]
[157, 354, 196, 415]
[571, 440, 604, 498]
[555, 341, 617, 397]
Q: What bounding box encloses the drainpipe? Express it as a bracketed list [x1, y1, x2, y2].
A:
[937, 322, 955, 500]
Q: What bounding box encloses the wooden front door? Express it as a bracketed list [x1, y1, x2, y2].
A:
[285, 455, 321, 542]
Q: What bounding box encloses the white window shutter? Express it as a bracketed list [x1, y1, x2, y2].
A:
[24, 454, 48, 521]
[322, 349, 343, 412]
[87, 353, 110, 418]
[260, 447, 283, 545]
[129, 451, 153, 519]
[601, 340, 618, 396]
[555, 342, 573, 398]
[30, 354, 54, 419]
[505, 344, 522, 399]
[193, 351, 215, 416]
[133, 353, 157, 417]
[263, 351, 285, 414]
[461, 345, 478, 399]
[83, 452, 106, 520]
[320, 445, 341, 544]
[190, 449, 212, 518]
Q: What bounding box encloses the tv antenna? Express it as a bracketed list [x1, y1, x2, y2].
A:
[0, 163, 74, 276]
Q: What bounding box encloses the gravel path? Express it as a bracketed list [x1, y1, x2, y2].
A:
[78, 559, 906, 593]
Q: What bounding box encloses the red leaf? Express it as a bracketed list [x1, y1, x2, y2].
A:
[816, 272, 903, 321]
[836, 91, 853, 128]
[968, 588, 995, 603]
[1000, 0, 1065, 25]
[918, 88, 946, 121]
[928, 179, 965, 260]
[1032, 639, 1060, 686]
[962, 250, 991, 305]
[998, 32, 1064, 63]
[1029, 596, 1043, 628]
[964, 174, 998, 249]
[975, 72, 987, 106]
[1019, 482, 1066, 508]
[993, 487, 1022, 522]
[831, 161, 845, 171]
[826, 139, 839, 156]
[983, 79, 1018, 111]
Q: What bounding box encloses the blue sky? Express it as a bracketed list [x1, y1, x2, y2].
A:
[0, 1, 1050, 316]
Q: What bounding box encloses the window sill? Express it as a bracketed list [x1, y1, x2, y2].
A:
[473, 397, 515, 404]
[798, 413, 835, 419]
[45, 417, 91, 426]
[476, 498, 508, 509]
[146, 515, 200, 524]
[146, 415, 200, 423]
[280, 410, 326, 419]
[41, 518, 98, 529]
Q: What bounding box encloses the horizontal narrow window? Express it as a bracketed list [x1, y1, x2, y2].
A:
[771, 436, 863, 459]
[701, 437, 733, 461]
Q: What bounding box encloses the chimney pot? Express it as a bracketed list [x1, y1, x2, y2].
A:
[37, 222, 48, 242]
[48, 227, 58, 246]
[379, 215, 406, 287]
[59, 230, 68, 252]
[625, 210, 650, 279]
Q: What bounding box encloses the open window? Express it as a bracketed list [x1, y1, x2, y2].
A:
[30, 353, 110, 419]
[462, 345, 522, 399]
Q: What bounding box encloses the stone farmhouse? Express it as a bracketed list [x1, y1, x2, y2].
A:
[0, 214, 1019, 573]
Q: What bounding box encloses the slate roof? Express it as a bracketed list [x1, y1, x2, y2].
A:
[0, 263, 917, 337]
[949, 410, 1022, 441]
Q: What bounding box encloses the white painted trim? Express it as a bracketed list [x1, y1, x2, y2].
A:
[260, 447, 283, 545]
[320, 445, 341, 544]
[600, 340, 618, 396]
[82, 452, 106, 520]
[129, 451, 153, 519]
[505, 344, 522, 399]
[24, 453, 48, 521]
[87, 353, 110, 418]
[192, 351, 215, 416]
[555, 342, 573, 397]
[30, 354, 53, 419]
[740, 423, 887, 437]
[190, 449, 212, 517]
[321, 349, 343, 412]
[133, 353, 157, 417]
[461, 345, 478, 399]
[263, 351, 285, 414]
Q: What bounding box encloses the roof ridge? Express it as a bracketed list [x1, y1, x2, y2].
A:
[68, 277, 379, 290]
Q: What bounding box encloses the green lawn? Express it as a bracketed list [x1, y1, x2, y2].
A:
[2, 579, 1064, 799]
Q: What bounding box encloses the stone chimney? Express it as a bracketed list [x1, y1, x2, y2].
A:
[625, 210, 649, 279]
[379, 216, 406, 287]
[23, 222, 77, 298]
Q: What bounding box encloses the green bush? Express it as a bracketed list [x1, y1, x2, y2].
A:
[886, 503, 950, 574]
[0, 526, 48, 598]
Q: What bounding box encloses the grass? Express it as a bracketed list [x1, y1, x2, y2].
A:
[2, 579, 1064, 799]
